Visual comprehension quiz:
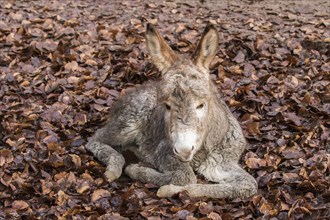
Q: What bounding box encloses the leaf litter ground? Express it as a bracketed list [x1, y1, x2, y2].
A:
[0, 0, 329, 219]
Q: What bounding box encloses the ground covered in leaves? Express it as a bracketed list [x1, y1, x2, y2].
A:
[0, 0, 329, 219]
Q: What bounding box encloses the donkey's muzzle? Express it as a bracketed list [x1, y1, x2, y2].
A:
[171, 130, 197, 161]
[173, 147, 194, 162]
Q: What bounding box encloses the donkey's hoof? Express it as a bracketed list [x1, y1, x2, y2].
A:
[157, 184, 183, 198]
[104, 170, 120, 182]
[124, 164, 140, 179]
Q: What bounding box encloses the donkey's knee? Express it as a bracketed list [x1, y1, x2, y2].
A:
[86, 141, 122, 163]
[234, 174, 258, 199]
[86, 141, 125, 182]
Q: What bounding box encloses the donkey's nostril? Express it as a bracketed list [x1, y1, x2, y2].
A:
[174, 148, 179, 154]
[192, 146, 194, 151]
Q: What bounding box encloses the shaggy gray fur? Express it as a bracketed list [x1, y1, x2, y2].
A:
[86, 23, 257, 199]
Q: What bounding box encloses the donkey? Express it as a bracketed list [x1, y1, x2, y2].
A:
[85, 23, 257, 199]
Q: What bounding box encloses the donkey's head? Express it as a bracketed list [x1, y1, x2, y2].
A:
[146, 23, 219, 162]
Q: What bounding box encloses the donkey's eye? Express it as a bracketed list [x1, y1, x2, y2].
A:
[196, 103, 205, 109]
[165, 104, 171, 110]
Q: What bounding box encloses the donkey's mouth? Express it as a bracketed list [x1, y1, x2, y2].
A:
[173, 146, 195, 162]
[177, 154, 194, 162]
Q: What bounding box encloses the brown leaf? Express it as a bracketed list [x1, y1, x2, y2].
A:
[176, 24, 186, 33]
[246, 121, 261, 135]
[64, 61, 79, 71]
[0, 149, 13, 166]
[283, 173, 301, 183]
[40, 179, 52, 194]
[228, 65, 242, 74]
[175, 210, 191, 220]
[284, 76, 299, 89]
[57, 190, 68, 206]
[246, 158, 267, 169]
[92, 189, 111, 202]
[243, 63, 256, 76]
[76, 181, 90, 194]
[283, 112, 302, 126]
[92, 104, 109, 112]
[267, 75, 280, 84]
[69, 154, 81, 167]
[198, 202, 213, 215]
[280, 201, 290, 211]
[282, 147, 305, 159]
[252, 195, 262, 206]
[233, 50, 245, 63]
[85, 59, 97, 66]
[12, 200, 29, 210]
[208, 212, 222, 220]
[259, 202, 278, 216]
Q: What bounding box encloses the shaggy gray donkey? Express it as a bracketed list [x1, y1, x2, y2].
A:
[86, 23, 258, 199]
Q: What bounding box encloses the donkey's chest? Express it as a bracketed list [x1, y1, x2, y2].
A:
[190, 149, 208, 170]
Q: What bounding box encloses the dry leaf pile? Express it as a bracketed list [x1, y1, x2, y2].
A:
[0, 0, 329, 219]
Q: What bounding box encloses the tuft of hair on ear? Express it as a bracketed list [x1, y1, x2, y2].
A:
[192, 23, 219, 71]
[146, 23, 156, 34]
[204, 24, 217, 34]
[145, 23, 178, 74]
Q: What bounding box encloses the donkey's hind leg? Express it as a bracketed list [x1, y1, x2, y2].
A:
[157, 163, 257, 199]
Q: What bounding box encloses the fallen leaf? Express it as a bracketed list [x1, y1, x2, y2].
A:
[208, 212, 222, 220]
[92, 189, 111, 202]
[233, 50, 245, 63]
[12, 200, 29, 210]
[69, 154, 81, 167]
[0, 149, 13, 166]
[77, 181, 90, 194]
[64, 61, 79, 71]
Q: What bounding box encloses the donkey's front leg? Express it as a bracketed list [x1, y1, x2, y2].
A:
[124, 164, 170, 186]
[125, 140, 197, 186]
[86, 125, 128, 182]
[125, 148, 197, 186]
[125, 162, 196, 186]
[86, 141, 125, 182]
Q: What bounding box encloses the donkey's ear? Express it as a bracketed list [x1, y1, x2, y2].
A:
[192, 24, 219, 71]
[145, 23, 178, 73]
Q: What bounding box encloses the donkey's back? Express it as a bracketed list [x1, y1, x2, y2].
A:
[88, 82, 157, 149]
